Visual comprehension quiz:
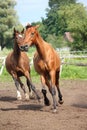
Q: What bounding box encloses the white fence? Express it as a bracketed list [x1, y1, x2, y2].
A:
[0, 57, 6, 75]
[0, 51, 87, 76]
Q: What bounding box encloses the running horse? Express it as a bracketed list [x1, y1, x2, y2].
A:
[5, 28, 40, 101]
[19, 24, 64, 112]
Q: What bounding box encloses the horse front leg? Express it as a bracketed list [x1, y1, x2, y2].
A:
[41, 75, 50, 106]
[56, 71, 64, 104]
[50, 71, 57, 112]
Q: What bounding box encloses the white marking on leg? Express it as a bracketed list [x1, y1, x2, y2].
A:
[53, 109, 57, 113]
[25, 93, 29, 100]
[17, 90, 22, 100]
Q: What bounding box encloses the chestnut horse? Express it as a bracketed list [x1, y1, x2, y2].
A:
[5, 28, 40, 101]
[19, 24, 64, 112]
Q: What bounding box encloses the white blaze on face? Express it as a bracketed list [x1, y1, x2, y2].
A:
[18, 34, 22, 38]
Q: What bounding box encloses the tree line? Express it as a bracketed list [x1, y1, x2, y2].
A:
[0, 0, 87, 51]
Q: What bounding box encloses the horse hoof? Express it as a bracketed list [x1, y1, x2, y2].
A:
[45, 100, 50, 106]
[17, 96, 22, 101]
[25, 93, 29, 100]
[29, 91, 33, 97]
[58, 100, 64, 104]
[38, 98, 42, 103]
[53, 109, 57, 113]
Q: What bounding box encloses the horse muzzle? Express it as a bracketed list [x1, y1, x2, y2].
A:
[19, 44, 29, 52]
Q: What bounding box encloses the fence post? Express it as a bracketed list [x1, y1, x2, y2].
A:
[0, 57, 6, 76]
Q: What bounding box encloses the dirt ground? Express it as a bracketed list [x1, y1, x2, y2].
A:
[0, 79, 87, 130]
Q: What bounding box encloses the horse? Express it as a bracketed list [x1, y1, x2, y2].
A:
[19, 24, 64, 112]
[5, 28, 40, 101]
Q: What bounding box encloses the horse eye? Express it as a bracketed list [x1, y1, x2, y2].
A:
[31, 32, 34, 37]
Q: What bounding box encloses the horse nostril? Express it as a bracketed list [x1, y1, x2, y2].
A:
[20, 46, 24, 51]
[24, 44, 29, 51]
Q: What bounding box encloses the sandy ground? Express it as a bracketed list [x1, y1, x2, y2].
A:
[0, 79, 87, 130]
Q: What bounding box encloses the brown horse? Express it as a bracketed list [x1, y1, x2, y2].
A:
[5, 28, 40, 101]
[19, 24, 64, 112]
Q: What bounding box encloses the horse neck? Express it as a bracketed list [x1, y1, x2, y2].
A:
[13, 40, 21, 57]
[35, 33, 46, 59]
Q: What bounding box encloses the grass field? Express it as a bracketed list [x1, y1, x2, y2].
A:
[0, 48, 87, 82]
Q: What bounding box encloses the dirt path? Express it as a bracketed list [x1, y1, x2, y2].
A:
[0, 80, 87, 130]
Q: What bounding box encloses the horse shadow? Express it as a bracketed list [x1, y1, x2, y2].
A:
[71, 94, 87, 109]
[1, 104, 43, 111]
[0, 95, 44, 111]
[0, 96, 17, 102]
[72, 103, 87, 109]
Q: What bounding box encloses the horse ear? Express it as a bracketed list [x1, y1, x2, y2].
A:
[25, 23, 32, 29]
[21, 28, 24, 34]
[14, 27, 16, 33]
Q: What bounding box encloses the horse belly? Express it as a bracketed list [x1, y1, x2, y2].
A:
[17, 71, 24, 77]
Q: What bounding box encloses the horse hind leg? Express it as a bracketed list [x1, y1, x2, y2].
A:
[56, 71, 64, 104]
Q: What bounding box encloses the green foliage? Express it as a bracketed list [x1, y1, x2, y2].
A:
[49, 0, 76, 8]
[46, 34, 67, 48]
[58, 3, 87, 50]
[0, 0, 23, 49]
[40, 0, 87, 51]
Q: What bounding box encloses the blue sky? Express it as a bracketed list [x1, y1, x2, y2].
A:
[15, 0, 87, 25]
[15, 0, 49, 25]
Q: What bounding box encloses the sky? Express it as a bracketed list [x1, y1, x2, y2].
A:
[15, 0, 87, 25]
[15, 0, 49, 25]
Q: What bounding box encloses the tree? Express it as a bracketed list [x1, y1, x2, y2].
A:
[0, 0, 22, 50]
[43, 0, 77, 36]
[58, 3, 87, 50]
[41, 0, 77, 48]
[49, 0, 76, 9]
[41, 0, 87, 50]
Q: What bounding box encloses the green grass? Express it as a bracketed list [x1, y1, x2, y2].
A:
[61, 65, 87, 80]
[0, 65, 87, 83]
[0, 48, 87, 82]
[0, 65, 40, 83]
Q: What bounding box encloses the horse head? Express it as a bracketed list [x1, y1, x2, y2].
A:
[19, 24, 40, 51]
[13, 28, 29, 52]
